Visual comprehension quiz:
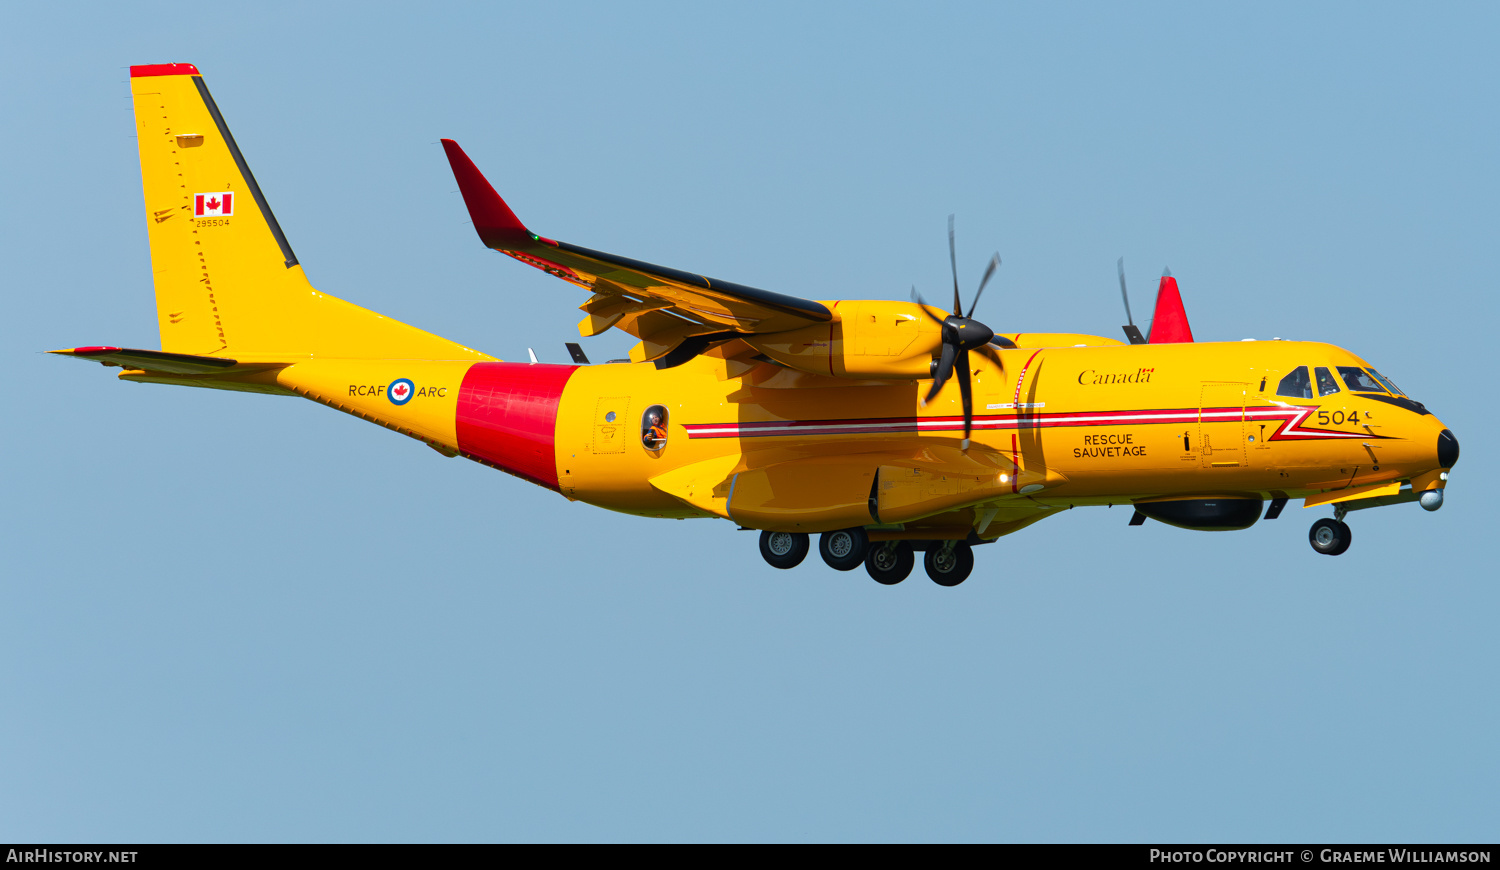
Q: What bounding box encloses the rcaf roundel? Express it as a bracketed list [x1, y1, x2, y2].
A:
[194, 192, 234, 217]
[388, 378, 415, 406]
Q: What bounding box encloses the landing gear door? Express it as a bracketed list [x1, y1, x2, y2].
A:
[592, 397, 631, 454]
[1199, 382, 1247, 468]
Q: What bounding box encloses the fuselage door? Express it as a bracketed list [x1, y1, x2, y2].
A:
[1199, 382, 1247, 468]
[592, 396, 631, 454]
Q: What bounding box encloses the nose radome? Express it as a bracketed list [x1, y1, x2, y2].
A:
[1437, 428, 1459, 469]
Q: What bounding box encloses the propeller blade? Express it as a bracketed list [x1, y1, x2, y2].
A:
[967, 253, 1000, 318]
[1118, 257, 1147, 344]
[948, 214, 961, 314]
[956, 350, 974, 449]
[924, 341, 957, 405]
[910, 285, 946, 325]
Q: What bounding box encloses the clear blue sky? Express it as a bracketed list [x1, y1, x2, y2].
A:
[3, 0, 1496, 843]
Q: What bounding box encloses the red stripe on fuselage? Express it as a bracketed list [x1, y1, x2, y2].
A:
[679, 404, 1386, 441]
[456, 363, 578, 490]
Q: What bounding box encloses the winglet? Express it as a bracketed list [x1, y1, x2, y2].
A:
[1147, 269, 1194, 343]
[440, 139, 535, 249]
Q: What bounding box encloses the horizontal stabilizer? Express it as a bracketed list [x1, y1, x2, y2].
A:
[50, 346, 243, 374]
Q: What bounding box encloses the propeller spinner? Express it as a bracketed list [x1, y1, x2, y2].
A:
[911, 215, 1007, 450]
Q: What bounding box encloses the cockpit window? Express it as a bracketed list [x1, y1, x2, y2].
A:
[1276, 366, 1312, 399]
[1336, 366, 1388, 394]
[1367, 369, 1405, 396]
[1314, 366, 1341, 397]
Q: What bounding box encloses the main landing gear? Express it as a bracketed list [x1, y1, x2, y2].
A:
[819, 528, 869, 571]
[924, 541, 975, 587]
[865, 540, 975, 586]
[756, 529, 976, 587]
[865, 540, 915, 585]
[759, 530, 809, 569]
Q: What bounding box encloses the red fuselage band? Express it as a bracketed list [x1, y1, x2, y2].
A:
[455, 362, 577, 490]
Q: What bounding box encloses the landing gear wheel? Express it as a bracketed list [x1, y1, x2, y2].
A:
[759, 530, 809, 569]
[1309, 518, 1352, 556]
[819, 528, 869, 571]
[924, 542, 975, 587]
[865, 541, 914, 585]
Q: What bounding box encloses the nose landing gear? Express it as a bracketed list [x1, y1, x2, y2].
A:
[1309, 517, 1352, 556]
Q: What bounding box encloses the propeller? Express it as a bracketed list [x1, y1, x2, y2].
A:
[1118, 257, 1147, 345]
[910, 215, 1005, 449]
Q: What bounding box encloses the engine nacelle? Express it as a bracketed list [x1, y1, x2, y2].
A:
[1133, 496, 1263, 531]
[745, 300, 942, 379]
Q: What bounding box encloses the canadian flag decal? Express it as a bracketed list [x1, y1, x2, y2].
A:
[194, 192, 234, 217]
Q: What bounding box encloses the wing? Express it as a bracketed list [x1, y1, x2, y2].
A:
[441, 140, 831, 364]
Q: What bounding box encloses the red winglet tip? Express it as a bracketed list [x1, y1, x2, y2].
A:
[439, 139, 532, 248]
[1147, 276, 1195, 343]
[130, 63, 201, 78]
[64, 346, 124, 355]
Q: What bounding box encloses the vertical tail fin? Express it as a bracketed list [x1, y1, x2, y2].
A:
[128, 63, 491, 362]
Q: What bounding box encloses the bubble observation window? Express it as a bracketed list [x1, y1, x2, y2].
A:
[642, 405, 668, 450]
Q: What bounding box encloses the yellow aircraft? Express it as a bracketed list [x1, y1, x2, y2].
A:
[54, 63, 1460, 586]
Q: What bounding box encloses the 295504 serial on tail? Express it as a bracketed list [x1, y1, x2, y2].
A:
[54, 64, 1459, 587]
